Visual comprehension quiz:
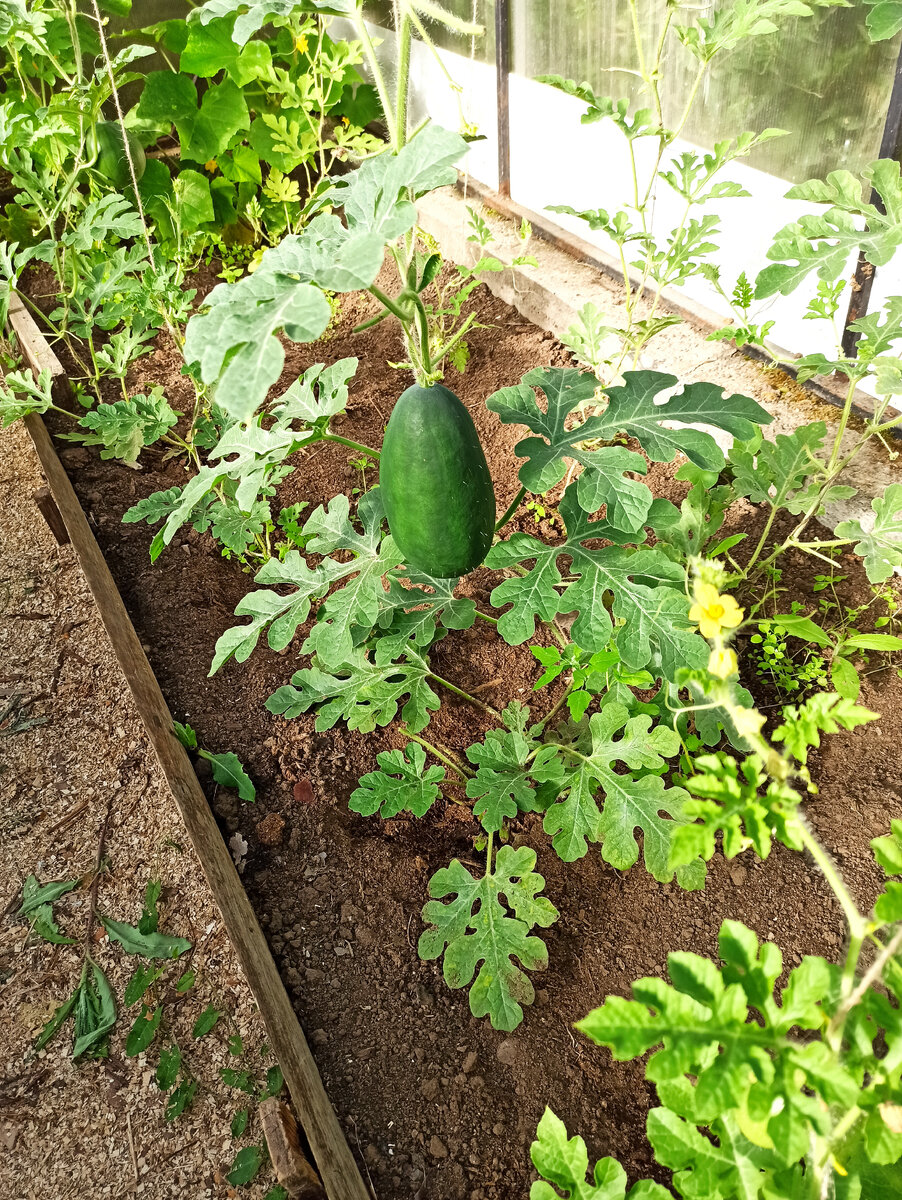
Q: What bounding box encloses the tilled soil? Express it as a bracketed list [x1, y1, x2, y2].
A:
[32, 268, 902, 1199]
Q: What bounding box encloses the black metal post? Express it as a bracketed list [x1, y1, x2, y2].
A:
[495, 0, 511, 197]
[841, 41, 902, 356]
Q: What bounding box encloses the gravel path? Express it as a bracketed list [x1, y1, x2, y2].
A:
[0, 421, 281, 1200]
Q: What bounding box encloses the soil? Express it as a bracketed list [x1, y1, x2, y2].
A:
[24, 267, 902, 1199]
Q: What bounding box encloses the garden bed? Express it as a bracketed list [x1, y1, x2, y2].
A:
[23, 264, 901, 1199]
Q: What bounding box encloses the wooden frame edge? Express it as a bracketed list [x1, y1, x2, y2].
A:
[7, 296, 371, 1200]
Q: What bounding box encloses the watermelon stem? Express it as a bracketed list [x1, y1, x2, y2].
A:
[321, 434, 380, 458]
[428, 673, 501, 720]
[495, 486, 526, 533]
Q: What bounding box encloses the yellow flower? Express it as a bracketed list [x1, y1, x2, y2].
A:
[830, 1157, 848, 1179]
[295, 34, 309, 53]
[708, 647, 738, 680]
[204, 159, 218, 174]
[732, 707, 766, 740]
[341, 114, 350, 126]
[689, 582, 743, 640]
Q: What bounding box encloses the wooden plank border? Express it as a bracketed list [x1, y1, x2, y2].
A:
[7, 296, 372, 1200]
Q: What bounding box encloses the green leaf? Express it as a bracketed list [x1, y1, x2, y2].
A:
[579, 921, 858, 1161]
[765, 611, 833, 647]
[176, 969, 196, 993]
[210, 552, 332, 673]
[174, 720, 198, 750]
[184, 269, 332, 424]
[865, 1, 902, 41]
[64, 193, 144, 250]
[198, 749, 255, 802]
[531, 701, 690, 875]
[530, 1108, 670, 1200]
[183, 125, 465, 418]
[227, 1145, 263, 1186]
[487, 369, 771, 497]
[165, 1078, 197, 1120]
[192, 1005, 222, 1038]
[18, 874, 78, 917]
[674, 750, 807, 875]
[181, 13, 272, 81]
[76, 388, 177, 467]
[101, 915, 191, 960]
[124, 963, 164, 1007]
[188, 0, 324, 46]
[349, 742, 445, 819]
[73, 961, 117, 1059]
[156, 1043, 182, 1090]
[34, 988, 78, 1052]
[221, 1067, 256, 1093]
[268, 646, 440, 735]
[831, 654, 862, 701]
[773, 693, 878, 765]
[125, 1005, 162, 1056]
[419, 845, 558, 1031]
[872, 820, 902, 875]
[486, 487, 708, 679]
[265, 1065, 284, 1096]
[756, 160, 902, 297]
[841, 632, 902, 652]
[139, 879, 162, 935]
[466, 708, 548, 833]
[231, 1108, 250, 1137]
[728, 422, 832, 514]
[173, 169, 214, 230]
[271, 357, 358, 426]
[29, 903, 74, 945]
[0, 368, 56, 427]
[836, 484, 902, 583]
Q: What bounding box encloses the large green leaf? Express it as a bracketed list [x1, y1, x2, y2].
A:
[487, 369, 771, 511]
[183, 125, 466, 418]
[531, 700, 690, 874]
[865, 0, 902, 41]
[578, 920, 861, 1165]
[183, 267, 332, 424]
[836, 483, 902, 582]
[267, 646, 440, 733]
[188, 0, 349, 46]
[756, 160, 902, 297]
[180, 14, 272, 81]
[485, 487, 708, 678]
[419, 845, 558, 1031]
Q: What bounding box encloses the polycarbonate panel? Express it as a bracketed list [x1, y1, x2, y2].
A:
[512, 1, 900, 184]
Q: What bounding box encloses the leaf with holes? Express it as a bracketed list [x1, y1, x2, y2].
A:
[419, 845, 558, 1031]
[349, 743, 445, 818]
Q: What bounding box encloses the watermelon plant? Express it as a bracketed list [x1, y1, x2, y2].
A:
[5, 0, 902, 1195]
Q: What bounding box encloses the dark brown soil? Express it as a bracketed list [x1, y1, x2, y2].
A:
[32, 269, 902, 1200]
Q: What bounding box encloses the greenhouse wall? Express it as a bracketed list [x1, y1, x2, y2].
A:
[338, 3, 902, 387]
